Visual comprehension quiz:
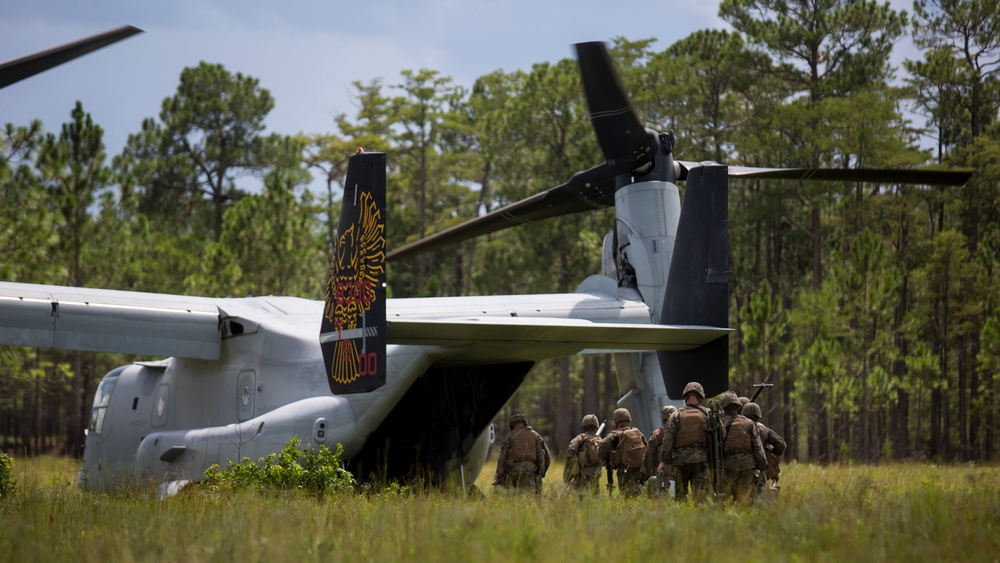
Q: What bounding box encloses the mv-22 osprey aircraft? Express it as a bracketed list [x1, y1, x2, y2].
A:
[0, 38, 971, 491]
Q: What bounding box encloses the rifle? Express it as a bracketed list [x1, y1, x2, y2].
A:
[594, 418, 615, 496]
[749, 383, 773, 403]
[606, 460, 615, 496]
[705, 399, 724, 496]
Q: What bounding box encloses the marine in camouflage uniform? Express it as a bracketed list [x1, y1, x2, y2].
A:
[742, 402, 786, 486]
[658, 382, 713, 503]
[642, 405, 677, 497]
[718, 392, 767, 503]
[598, 408, 647, 498]
[495, 410, 549, 494]
[564, 414, 603, 493]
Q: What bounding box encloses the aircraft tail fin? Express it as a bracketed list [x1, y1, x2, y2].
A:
[320, 150, 387, 394]
[657, 164, 729, 399]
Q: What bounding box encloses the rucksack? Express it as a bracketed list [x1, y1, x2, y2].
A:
[577, 435, 601, 468]
[613, 427, 646, 471]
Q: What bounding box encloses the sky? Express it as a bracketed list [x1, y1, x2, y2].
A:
[0, 0, 922, 185]
[0, 0, 725, 163]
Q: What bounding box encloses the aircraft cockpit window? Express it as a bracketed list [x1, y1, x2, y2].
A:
[88, 372, 120, 435]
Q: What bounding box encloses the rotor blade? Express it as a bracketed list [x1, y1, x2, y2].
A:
[0, 25, 143, 90]
[677, 161, 972, 186]
[387, 163, 615, 262]
[574, 41, 656, 174]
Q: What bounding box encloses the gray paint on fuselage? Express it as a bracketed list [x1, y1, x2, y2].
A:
[74, 282, 671, 488]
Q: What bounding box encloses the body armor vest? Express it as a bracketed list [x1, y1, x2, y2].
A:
[724, 417, 752, 453]
[674, 407, 708, 449]
[508, 427, 537, 464]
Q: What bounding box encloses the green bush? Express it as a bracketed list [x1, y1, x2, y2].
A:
[0, 452, 14, 498]
[202, 437, 354, 495]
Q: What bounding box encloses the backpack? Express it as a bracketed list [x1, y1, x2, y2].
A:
[577, 435, 601, 468]
[613, 427, 646, 471]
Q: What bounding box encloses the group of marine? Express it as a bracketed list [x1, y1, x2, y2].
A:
[494, 381, 786, 503]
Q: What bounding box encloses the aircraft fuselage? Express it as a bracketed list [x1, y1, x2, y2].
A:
[79, 286, 655, 490]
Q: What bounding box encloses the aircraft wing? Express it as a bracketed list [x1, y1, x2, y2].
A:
[0, 282, 221, 360]
[0, 279, 728, 364]
[388, 317, 729, 352]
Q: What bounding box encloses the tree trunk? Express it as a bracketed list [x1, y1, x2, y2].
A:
[65, 350, 84, 457]
[20, 379, 32, 456]
[892, 388, 910, 460]
[783, 377, 797, 460]
[987, 372, 996, 460]
[862, 365, 871, 462]
[34, 374, 42, 455]
[969, 336, 981, 460]
[850, 413, 864, 461]
[555, 357, 570, 455]
[766, 367, 780, 434]
[943, 388, 953, 461]
[819, 389, 830, 463]
[603, 355, 615, 424]
[931, 386, 942, 460]
[811, 204, 822, 290]
[452, 251, 463, 296]
[583, 357, 599, 419]
[958, 345, 969, 461]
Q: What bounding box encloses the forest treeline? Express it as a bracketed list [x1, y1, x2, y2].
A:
[1, 0, 999, 464]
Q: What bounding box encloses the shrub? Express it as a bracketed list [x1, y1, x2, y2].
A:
[0, 452, 14, 498]
[201, 437, 354, 495]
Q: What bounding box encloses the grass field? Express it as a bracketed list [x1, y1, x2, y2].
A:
[2, 456, 999, 562]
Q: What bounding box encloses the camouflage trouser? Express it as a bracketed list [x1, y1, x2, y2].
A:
[570, 469, 602, 494]
[616, 468, 644, 498]
[673, 462, 711, 503]
[502, 461, 540, 493]
[764, 451, 781, 483]
[723, 468, 756, 503]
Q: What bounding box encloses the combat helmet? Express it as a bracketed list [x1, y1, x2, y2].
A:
[682, 381, 705, 401]
[719, 391, 741, 411]
[660, 405, 677, 421]
[509, 410, 527, 428]
[742, 402, 762, 421]
[581, 414, 599, 429]
[612, 407, 632, 424]
[738, 396, 750, 407]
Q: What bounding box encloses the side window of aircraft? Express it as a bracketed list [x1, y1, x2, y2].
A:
[151, 384, 169, 428]
[89, 367, 125, 435]
[237, 370, 256, 422]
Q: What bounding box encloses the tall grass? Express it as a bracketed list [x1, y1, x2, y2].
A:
[2, 458, 998, 562]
